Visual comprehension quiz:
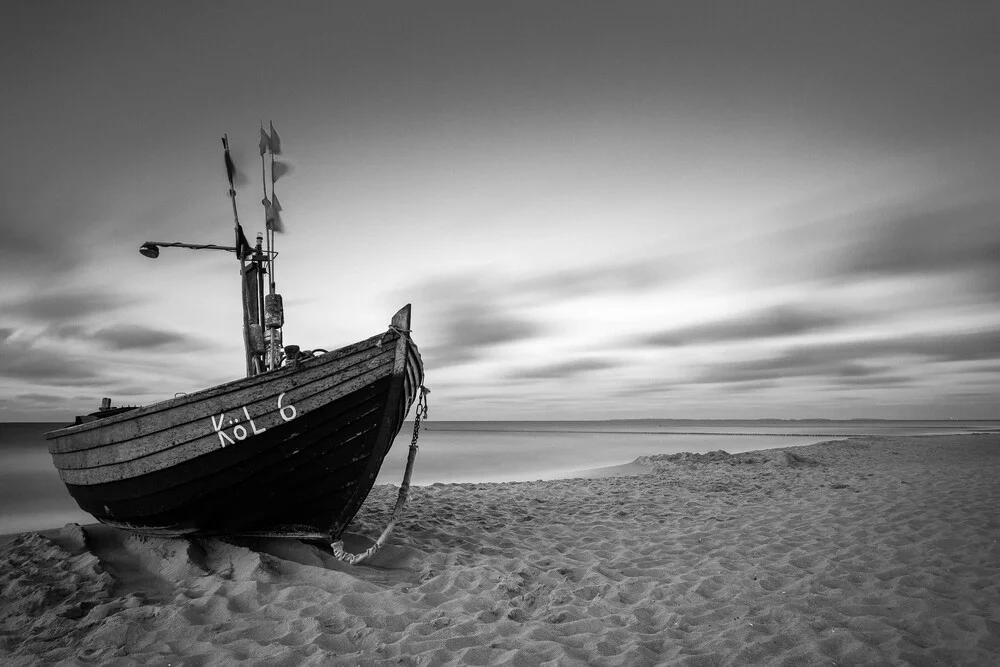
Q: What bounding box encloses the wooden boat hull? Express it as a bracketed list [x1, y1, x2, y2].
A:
[45, 306, 423, 540]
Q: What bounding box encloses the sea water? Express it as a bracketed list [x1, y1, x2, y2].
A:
[0, 423, 97, 535]
[375, 419, 1000, 485]
[2, 420, 996, 535]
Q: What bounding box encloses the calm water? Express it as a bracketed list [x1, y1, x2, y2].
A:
[2, 420, 996, 535]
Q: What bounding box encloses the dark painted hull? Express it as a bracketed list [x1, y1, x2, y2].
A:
[46, 306, 423, 540]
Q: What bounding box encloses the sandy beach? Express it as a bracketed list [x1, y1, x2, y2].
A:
[2, 434, 998, 666]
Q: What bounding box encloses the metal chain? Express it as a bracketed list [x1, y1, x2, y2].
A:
[330, 384, 429, 565]
[410, 386, 429, 449]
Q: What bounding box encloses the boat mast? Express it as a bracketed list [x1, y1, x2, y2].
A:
[139, 135, 271, 379]
[222, 134, 258, 378]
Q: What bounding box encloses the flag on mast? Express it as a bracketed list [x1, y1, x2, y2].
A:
[259, 124, 270, 156]
[223, 136, 237, 187]
[222, 135, 248, 187]
[266, 122, 286, 232]
[264, 195, 284, 233]
[268, 121, 282, 155]
[271, 160, 291, 181]
[236, 224, 253, 259]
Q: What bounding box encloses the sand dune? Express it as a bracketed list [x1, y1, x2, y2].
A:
[2, 435, 998, 665]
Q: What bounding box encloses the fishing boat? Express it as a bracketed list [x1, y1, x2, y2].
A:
[45, 126, 426, 563]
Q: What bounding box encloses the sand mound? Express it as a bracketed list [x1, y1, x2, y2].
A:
[777, 450, 820, 467]
[634, 446, 821, 470]
[2, 435, 999, 665]
[636, 449, 766, 467]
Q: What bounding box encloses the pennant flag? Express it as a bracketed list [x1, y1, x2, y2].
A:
[259, 124, 270, 156]
[236, 224, 253, 258]
[262, 196, 284, 233]
[231, 162, 249, 187]
[268, 121, 282, 155]
[271, 160, 291, 181]
[223, 144, 237, 187]
[222, 138, 249, 187]
[267, 208, 284, 233]
[271, 192, 282, 212]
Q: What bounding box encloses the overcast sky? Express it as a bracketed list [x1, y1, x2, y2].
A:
[2, 1, 998, 421]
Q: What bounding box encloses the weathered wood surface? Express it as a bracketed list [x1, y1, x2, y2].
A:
[391, 304, 411, 330]
[47, 337, 394, 455]
[52, 347, 394, 469]
[64, 352, 412, 537]
[52, 346, 391, 466]
[45, 332, 393, 449]
[330, 305, 420, 538]
[65, 379, 390, 514]
[67, 387, 389, 533]
[56, 359, 395, 483]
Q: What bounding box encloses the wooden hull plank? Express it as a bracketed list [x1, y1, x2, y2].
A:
[53, 353, 394, 474]
[45, 333, 393, 447]
[64, 378, 391, 515]
[48, 343, 395, 455]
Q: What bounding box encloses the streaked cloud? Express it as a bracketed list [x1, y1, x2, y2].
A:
[14, 392, 92, 407]
[693, 329, 1000, 386]
[831, 197, 1000, 296]
[0, 207, 83, 278]
[42, 322, 208, 351]
[511, 258, 674, 303]
[4, 291, 136, 323]
[420, 299, 541, 370]
[829, 374, 913, 388]
[507, 358, 621, 381]
[836, 363, 892, 378]
[612, 381, 682, 399]
[0, 340, 102, 385]
[90, 325, 196, 351]
[641, 305, 846, 347]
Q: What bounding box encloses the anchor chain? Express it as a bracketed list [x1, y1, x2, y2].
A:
[411, 384, 429, 447]
[331, 385, 429, 565]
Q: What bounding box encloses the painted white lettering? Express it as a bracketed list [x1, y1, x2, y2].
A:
[277, 393, 297, 421]
[211, 413, 236, 448]
[233, 425, 248, 440]
[243, 406, 266, 434]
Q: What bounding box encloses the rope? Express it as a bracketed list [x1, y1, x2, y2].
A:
[331, 385, 428, 565]
[377, 325, 412, 348]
